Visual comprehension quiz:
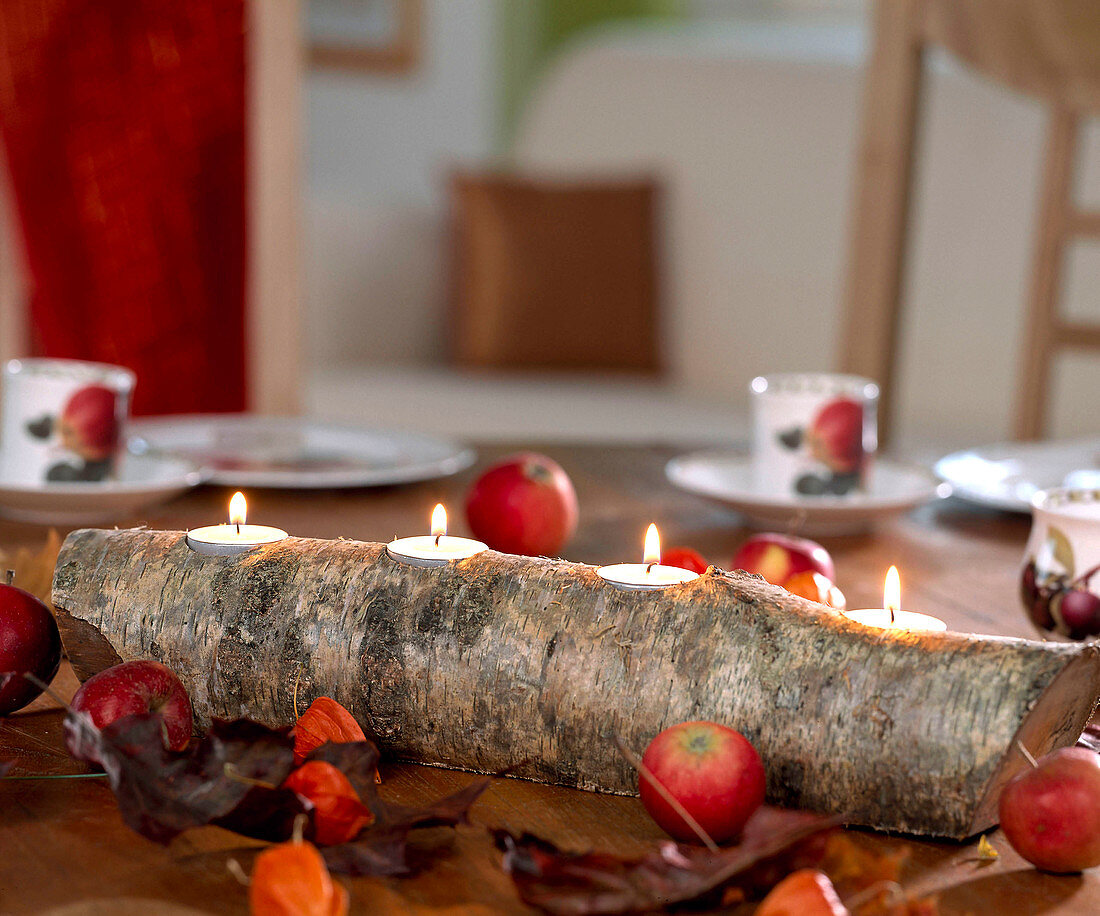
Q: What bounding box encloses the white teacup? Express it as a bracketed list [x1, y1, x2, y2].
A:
[1021, 487, 1100, 640]
[750, 373, 878, 497]
[0, 359, 135, 485]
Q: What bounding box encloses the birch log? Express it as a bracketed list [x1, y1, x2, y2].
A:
[52, 528, 1100, 839]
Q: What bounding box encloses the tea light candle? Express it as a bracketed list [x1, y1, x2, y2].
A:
[186, 492, 288, 557]
[597, 524, 700, 590]
[843, 566, 947, 631]
[387, 504, 488, 568]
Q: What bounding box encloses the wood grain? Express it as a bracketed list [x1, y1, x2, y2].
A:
[1, 443, 1098, 913]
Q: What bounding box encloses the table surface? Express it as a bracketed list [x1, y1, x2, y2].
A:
[0, 442, 1094, 915]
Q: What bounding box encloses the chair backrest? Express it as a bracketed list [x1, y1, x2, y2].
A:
[923, 0, 1100, 112]
[840, 0, 1100, 441]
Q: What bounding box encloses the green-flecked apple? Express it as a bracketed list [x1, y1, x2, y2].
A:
[999, 746, 1100, 873]
[639, 721, 765, 844]
[730, 533, 835, 587]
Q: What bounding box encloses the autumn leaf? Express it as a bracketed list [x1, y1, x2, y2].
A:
[820, 834, 939, 916]
[821, 833, 907, 901]
[64, 710, 300, 844]
[975, 835, 999, 861]
[1077, 721, 1100, 753]
[0, 529, 62, 606]
[322, 775, 493, 877]
[495, 806, 840, 915]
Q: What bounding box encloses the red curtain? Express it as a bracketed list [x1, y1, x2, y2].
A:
[0, 0, 248, 415]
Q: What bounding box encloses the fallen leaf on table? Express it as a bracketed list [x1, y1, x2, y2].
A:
[975, 835, 999, 861]
[495, 806, 839, 915]
[64, 711, 301, 844]
[65, 702, 490, 877]
[821, 833, 907, 900]
[819, 834, 938, 915]
[1077, 722, 1100, 754]
[322, 774, 493, 877]
[306, 738, 381, 800]
[0, 529, 62, 605]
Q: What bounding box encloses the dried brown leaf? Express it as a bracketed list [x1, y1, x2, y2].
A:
[0, 529, 62, 606]
[495, 806, 840, 915]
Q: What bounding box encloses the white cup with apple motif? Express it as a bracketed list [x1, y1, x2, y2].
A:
[0, 359, 135, 485]
[1021, 488, 1100, 641]
[750, 373, 879, 498]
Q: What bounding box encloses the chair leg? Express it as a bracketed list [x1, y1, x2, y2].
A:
[1014, 108, 1079, 441]
[838, 0, 925, 447]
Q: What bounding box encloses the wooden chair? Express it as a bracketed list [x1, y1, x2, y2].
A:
[840, 0, 1100, 441]
[0, 0, 302, 415]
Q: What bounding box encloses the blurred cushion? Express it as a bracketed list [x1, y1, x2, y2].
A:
[449, 172, 661, 373]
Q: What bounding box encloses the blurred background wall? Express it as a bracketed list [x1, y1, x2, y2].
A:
[301, 0, 1100, 448]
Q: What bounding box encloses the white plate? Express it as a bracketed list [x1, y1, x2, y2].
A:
[934, 438, 1100, 514]
[0, 452, 205, 524]
[129, 415, 476, 489]
[666, 450, 948, 535]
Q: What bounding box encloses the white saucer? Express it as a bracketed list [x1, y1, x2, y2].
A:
[666, 450, 948, 535]
[0, 452, 206, 525]
[129, 415, 476, 489]
[934, 438, 1100, 514]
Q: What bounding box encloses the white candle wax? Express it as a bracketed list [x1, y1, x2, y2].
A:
[186, 491, 287, 556]
[596, 562, 699, 590]
[386, 534, 488, 567]
[387, 503, 487, 568]
[596, 523, 700, 590]
[842, 608, 947, 632]
[186, 524, 289, 557]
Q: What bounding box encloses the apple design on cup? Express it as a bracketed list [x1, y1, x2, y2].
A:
[777, 396, 866, 496]
[24, 384, 120, 482]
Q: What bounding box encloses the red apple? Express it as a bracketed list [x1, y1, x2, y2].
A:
[59, 384, 120, 461]
[756, 869, 849, 916]
[0, 580, 62, 715]
[999, 746, 1100, 872]
[662, 547, 709, 574]
[807, 397, 865, 474]
[67, 660, 193, 762]
[465, 452, 578, 556]
[639, 720, 766, 844]
[730, 533, 835, 587]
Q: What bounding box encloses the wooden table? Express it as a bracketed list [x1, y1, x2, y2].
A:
[0, 443, 1094, 914]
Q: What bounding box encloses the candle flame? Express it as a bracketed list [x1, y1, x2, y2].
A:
[229, 492, 247, 527]
[431, 503, 447, 538]
[884, 566, 901, 620]
[643, 523, 661, 566]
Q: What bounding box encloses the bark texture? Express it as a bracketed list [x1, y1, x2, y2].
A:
[52, 528, 1100, 838]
